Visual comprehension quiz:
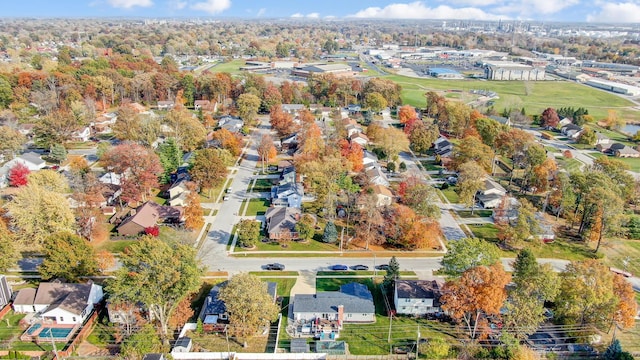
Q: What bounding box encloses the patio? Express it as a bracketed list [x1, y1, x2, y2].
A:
[20, 322, 78, 343]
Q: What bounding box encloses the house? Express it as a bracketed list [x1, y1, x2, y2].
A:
[172, 337, 193, 353]
[0, 152, 47, 187]
[200, 281, 276, 325]
[279, 165, 296, 185]
[12, 281, 103, 324]
[218, 115, 244, 133]
[349, 132, 369, 147]
[560, 124, 583, 139]
[157, 101, 175, 110]
[280, 133, 299, 152]
[264, 207, 301, 240]
[489, 115, 511, 127]
[557, 117, 572, 128]
[282, 104, 306, 114]
[168, 180, 191, 207]
[99, 172, 122, 186]
[271, 182, 304, 208]
[433, 137, 453, 157]
[345, 124, 362, 138]
[72, 126, 92, 142]
[293, 282, 375, 326]
[491, 196, 520, 224]
[476, 178, 507, 209]
[142, 354, 165, 360]
[362, 150, 379, 169]
[365, 166, 390, 187]
[194, 100, 211, 110]
[394, 280, 443, 316]
[371, 185, 393, 207]
[347, 104, 362, 113]
[534, 212, 555, 241]
[616, 146, 640, 158]
[597, 142, 625, 154]
[595, 132, 610, 145]
[0, 275, 11, 308]
[116, 202, 184, 236]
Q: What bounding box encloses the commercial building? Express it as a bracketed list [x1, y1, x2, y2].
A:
[484, 61, 545, 81]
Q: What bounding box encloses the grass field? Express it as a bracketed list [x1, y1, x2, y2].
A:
[456, 210, 493, 218]
[440, 187, 459, 203]
[602, 238, 640, 277]
[251, 178, 274, 192]
[235, 238, 339, 252]
[245, 198, 270, 216]
[468, 223, 499, 242]
[208, 59, 245, 74]
[556, 157, 584, 173]
[0, 311, 54, 351]
[389, 74, 640, 122]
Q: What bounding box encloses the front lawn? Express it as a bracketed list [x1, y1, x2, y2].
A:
[440, 187, 459, 203]
[591, 152, 640, 172]
[235, 239, 339, 252]
[244, 198, 270, 216]
[468, 223, 499, 242]
[457, 210, 493, 218]
[95, 239, 138, 254]
[250, 179, 274, 193]
[420, 161, 442, 171]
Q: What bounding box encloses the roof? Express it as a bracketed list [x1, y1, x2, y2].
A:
[13, 288, 36, 306]
[290, 338, 310, 353]
[429, 67, 460, 75]
[484, 178, 506, 194]
[395, 280, 442, 301]
[118, 202, 184, 231]
[34, 282, 97, 315]
[142, 354, 165, 360]
[372, 185, 393, 197]
[617, 146, 640, 155]
[194, 100, 210, 105]
[202, 281, 228, 316]
[339, 282, 373, 301]
[265, 207, 301, 234]
[267, 282, 277, 301]
[20, 152, 45, 166]
[294, 283, 375, 314]
[174, 337, 192, 349]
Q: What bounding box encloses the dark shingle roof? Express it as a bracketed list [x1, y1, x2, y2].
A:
[294, 282, 375, 314]
[395, 280, 442, 300]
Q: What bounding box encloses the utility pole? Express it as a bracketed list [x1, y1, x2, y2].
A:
[415, 325, 421, 360]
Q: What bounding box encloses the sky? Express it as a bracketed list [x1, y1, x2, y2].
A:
[2, 0, 640, 23]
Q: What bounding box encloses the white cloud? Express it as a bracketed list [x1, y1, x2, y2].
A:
[290, 12, 320, 18]
[168, 0, 186, 10]
[587, 2, 640, 22]
[496, 0, 579, 16]
[447, 0, 502, 6]
[107, 0, 153, 8]
[257, 8, 266, 16]
[191, 0, 231, 14]
[349, 1, 502, 20]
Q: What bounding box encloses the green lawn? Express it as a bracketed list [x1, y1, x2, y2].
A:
[249, 271, 299, 277]
[0, 311, 54, 351]
[389, 74, 640, 122]
[235, 239, 339, 252]
[95, 239, 138, 253]
[316, 271, 417, 277]
[591, 152, 640, 172]
[86, 322, 116, 347]
[556, 157, 583, 173]
[468, 223, 499, 242]
[209, 59, 245, 74]
[420, 161, 442, 171]
[440, 187, 459, 203]
[529, 239, 598, 262]
[251, 178, 274, 192]
[245, 198, 270, 216]
[456, 210, 493, 218]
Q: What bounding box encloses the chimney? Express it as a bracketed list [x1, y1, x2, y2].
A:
[337, 305, 344, 327]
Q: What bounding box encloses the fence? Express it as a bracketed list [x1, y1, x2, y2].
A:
[0, 305, 11, 320]
[55, 310, 100, 359]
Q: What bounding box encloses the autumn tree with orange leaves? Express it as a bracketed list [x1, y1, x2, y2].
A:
[270, 105, 297, 137]
[184, 182, 204, 231]
[441, 263, 511, 340]
[613, 274, 637, 330]
[339, 139, 364, 172]
[257, 134, 277, 172]
[398, 105, 418, 124]
[382, 204, 441, 250]
[211, 128, 242, 156]
[102, 143, 163, 204]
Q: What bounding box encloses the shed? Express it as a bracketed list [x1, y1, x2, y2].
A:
[172, 337, 193, 353]
[290, 338, 310, 353]
[315, 341, 346, 355]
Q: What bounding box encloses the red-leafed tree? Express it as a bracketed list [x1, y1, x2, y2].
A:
[339, 139, 364, 172]
[102, 143, 163, 204]
[269, 105, 297, 137]
[145, 226, 160, 237]
[541, 108, 560, 128]
[8, 163, 30, 187]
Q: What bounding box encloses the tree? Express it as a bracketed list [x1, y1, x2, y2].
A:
[39, 232, 100, 282]
[364, 92, 387, 113]
[294, 214, 316, 241]
[28, 169, 68, 193]
[603, 339, 634, 360]
[376, 127, 409, 162]
[156, 138, 182, 184]
[0, 126, 26, 160]
[418, 337, 450, 359]
[0, 77, 13, 109]
[102, 143, 163, 204]
[257, 134, 277, 172]
[398, 105, 418, 124]
[217, 273, 279, 340]
[408, 121, 439, 155]
[120, 324, 163, 360]
[164, 107, 207, 151]
[269, 105, 297, 137]
[169, 292, 195, 330]
[442, 237, 500, 276]
[452, 136, 494, 172]
[383, 204, 441, 250]
[541, 107, 560, 128]
[555, 259, 618, 332]
[456, 161, 485, 211]
[402, 179, 440, 219]
[613, 273, 637, 330]
[107, 237, 202, 345]
[112, 104, 143, 142]
[383, 256, 400, 287]
[0, 219, 17, 272]
[184, 184, 204, 231]
[211, 128, 243, 156]
[190, 148, 229, 197]
[237, 93, 261, 124]
[33, 110, 82, 148]
[577, 127, 597, 145]
[497, 199, 540, 248]
[354, 191, 385, 250]
[237, 219, 261, 248]
[7, 184, 76, 248]
[323, 221, 338, 243]
[8, 163, 30, 187]
[441, 263, 511, 339]
[49, 143, 67, 164]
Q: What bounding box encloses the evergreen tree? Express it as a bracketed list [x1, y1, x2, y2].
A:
[383, 256, 400, 287]
[323, 221, 338, 243]
[157, 138, 182, 184]
[49, 143, 67, 164]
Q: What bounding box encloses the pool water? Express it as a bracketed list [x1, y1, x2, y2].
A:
[26, 323, 42, 335]
[38, 327, 73, 339]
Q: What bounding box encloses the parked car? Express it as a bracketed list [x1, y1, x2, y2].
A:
[351, 264, 369, 271]
[330, 264, 348, 271]
[265, 263, 285, 271]
[223, 195, 230, 201]
[375, 264, 390, 270]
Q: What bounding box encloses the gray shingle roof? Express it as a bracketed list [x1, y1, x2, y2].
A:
[294, 283, 375, 314]
[395, 280, 442, 301]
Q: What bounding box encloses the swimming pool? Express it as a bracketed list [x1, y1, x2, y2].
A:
[38, 327, 73, 339]
[26, 323, 41, 335]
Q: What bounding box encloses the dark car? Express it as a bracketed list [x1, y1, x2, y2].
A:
[265, 263, 285, 271]
[351, 264, 369, 271]
[330, 264, 348, 271]
[375, 264, 390, 270]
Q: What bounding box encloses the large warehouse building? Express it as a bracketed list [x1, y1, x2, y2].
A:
[484, 61, 546, 81]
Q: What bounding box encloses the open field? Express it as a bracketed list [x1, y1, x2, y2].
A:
[388, 74, 640, 122]
[208, 59, 245, 74]
[601, 238, 640, 277]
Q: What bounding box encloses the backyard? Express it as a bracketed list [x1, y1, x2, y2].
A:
[0, 311, 54, 351]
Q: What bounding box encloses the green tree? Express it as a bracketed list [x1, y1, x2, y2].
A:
[190, 148, 229, 197]
[49, 143, 67, 164]
[323, 221, 338, 243]
[474, 117, 504, 147]
[218, 273, 279, 340]
[418, 337, 451, 359]
[156, 138, 182, 184]
[577, 127, 597, 145]
[383, 256, 400, 287]
[403, 181, 440, 219]
[408, 121, 439, 154]
[294, 214, 316, 241]
[120, 324, 163, 360]
[39, 232, 100, 282]
[0, 221, 17, 272]
[603, 339, 634, 360]
[96, 141, 111, 160]
[164, 107, 207, 151]
[0, 77, 14, 108]
[6, 184, 76, 248]
[27, 169, 68, 193]
[555, 259, 618, 333]
[456, 161, 485, 211]
[236, 219, 261, 248]
[442, 237, 500, 276]
[364, 92, 387, 113]
[452, 136, 494, 172]
[0, 126, 26, 160]
[107, 237, 203, 344]
[237, 93, 261, 124]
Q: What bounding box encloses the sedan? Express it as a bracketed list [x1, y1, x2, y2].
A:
[329, 264, 348, 271]
[265, 263, 285, 271]
[375, 264, 390, 271]
[351, 264, 369, 271]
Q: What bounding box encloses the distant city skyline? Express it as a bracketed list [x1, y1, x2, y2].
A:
[3, 0, 640, 24]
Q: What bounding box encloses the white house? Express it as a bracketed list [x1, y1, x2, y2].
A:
[168, 180, 191, 207]
[293, 283, 375, 325]
[371, 185, 393, 207]
[476, 178, 507, 209]
[362, 150, 379, 169]
[13, 282, 103, 325]
[0, 275, 11, 308]
[349, 132, 369, 147]
[72, 126, 92, 142]
[394, 280, 443, 316]
[365, 166, 390, 187]
[0, 152, 47, 187]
